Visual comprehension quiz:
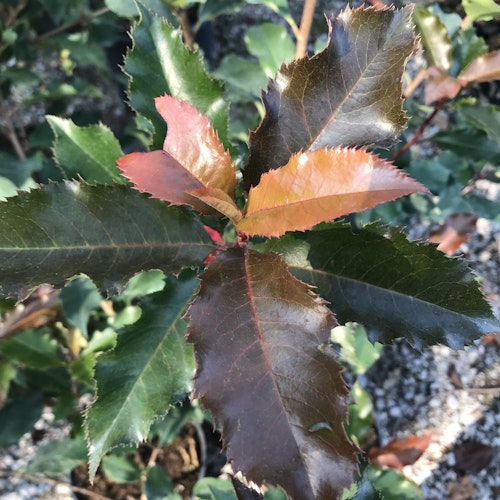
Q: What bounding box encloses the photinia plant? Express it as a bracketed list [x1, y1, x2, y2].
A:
[1, 3, 499, 499]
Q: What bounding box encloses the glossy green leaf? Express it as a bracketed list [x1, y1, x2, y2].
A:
[0, 182, 213, 299]
[413, 7, 452, 69]
[145, 464, 182, 499]
[198, 0, 246, 24]
[193, 477, 237, 500]
[0, 330, 64, 369]
[25, 435, 88, 475]
[262, 223, 500, 349]
[102, 454, 141, 483]
[462, 0, 500, 22]
[245, 23, 295, 77]
[0, 152, 40, 197]
[432, 128, 500, 163]
[105, 0, 138, 18]
[60, 277, 102, 337]
[124, 3, 229, 149]
[85, 276, 198, 480]
[46, 116, 125, 183]
[454, 102, 500, 143]
[244, 5, 417, 188]
[213, 54, 267, 102]
[188, 248, 359, 499]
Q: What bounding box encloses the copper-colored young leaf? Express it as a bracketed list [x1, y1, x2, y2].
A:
[459, 50, 500, 84]
[117, 96, 236, 216]
[243, 5, 418, 189]
[188, 188, 243, 224]
[117, 150, 214, 214]
[237, 148, 428, 238]
[156, 95, 236, 197]
[188, 248, 360, 499]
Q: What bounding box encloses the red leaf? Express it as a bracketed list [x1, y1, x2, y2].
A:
[188, 248, 360, 499]
[156, 95, 236, 197]
[368, 433, 432, 469]
[117, 150, 214, 214]
[237, 148, 428, 237]
[117, 96, 236, 216]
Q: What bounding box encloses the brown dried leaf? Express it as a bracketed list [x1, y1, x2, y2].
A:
[368, 433, 432, 469]
[429, 212, 478, 255]
[425, 66, 462, 104]
[453, 440, 494, 474]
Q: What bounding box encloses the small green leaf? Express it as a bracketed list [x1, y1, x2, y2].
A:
[0, 392, 43, 447]
[462, 0, 500, 22]
[120, 270, 166, 300]
[102, 453, 141, 483]
[25, 435, 88, 475]
[124, 3, 229, 149]
[331, 323, 382, 375]
[454, 101, 500, 143]
[145, 464, 182, 500]
[85, 275, 198, 480]
[193, 477, 237, 500]
[0, 330, 64, 369]
[245, 23, 295, 78]
[213, 55, 267, 101]
[61, 277, 102, 337]
[0, 182, 213, 299]
[47, 116, 125, 183]
[105, 0, 138, 18]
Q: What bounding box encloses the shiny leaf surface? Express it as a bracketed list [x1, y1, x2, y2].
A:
[86, 277, 197, 479]
[237, 149, 428, 237]
[124, 3, 228, 149]
[157, 95, 236, 197]
[262, 223, 500, 349]
[244, 5, 417, 188]
[0, 182, 213, 299]
[46, 116, 125, 184]
[188, 248, 359, 499]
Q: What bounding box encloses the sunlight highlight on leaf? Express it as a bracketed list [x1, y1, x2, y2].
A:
[237, 148, 428, 237]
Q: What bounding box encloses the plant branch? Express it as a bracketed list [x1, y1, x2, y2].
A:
[174, 9, 196, 50]
[391, 98, 446, 162]
[35, 7, 110, 43]
[2, 114, 27, 160]
[295, 0, 317, 59]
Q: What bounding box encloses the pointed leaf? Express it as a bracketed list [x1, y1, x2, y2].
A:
[462, 0, 500, 22]
[188, 188, 243, 224]
[124, 3, 229, 149]
[188, 248, 359, 499]
[459, 50, 500, 84]
[46, 116, 125, 184]
[0, 182, 213, 299]
[117, 150, 213, 214]
[262, 223, 500, 349]
[237, 149, 428, 237]
[156, 95, 236, 197]
[85, 276, 197, 479]
[244, 5, 418, 188]
[244, 23, 295, 78]
[413, 7, 452, 69]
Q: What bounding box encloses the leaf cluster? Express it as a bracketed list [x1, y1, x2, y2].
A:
[0, 1, 499, 499]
